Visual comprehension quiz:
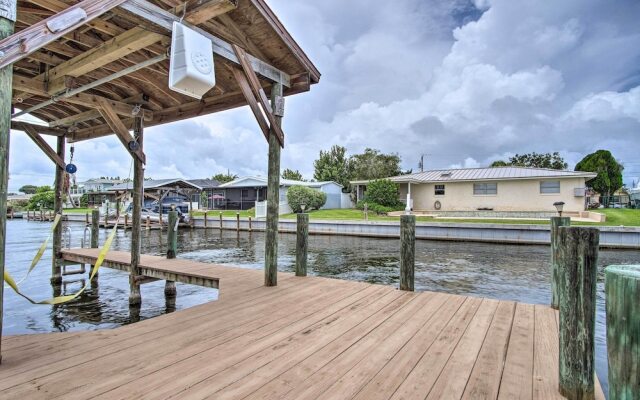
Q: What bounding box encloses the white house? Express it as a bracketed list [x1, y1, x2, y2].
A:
[352, 167, 597, 213]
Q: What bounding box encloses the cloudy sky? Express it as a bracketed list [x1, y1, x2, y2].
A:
[8, 0, 640, 192]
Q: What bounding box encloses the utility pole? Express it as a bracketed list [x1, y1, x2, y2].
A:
[418, 154, 430, 172]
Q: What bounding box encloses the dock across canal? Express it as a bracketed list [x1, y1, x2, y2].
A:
[0, 249, 605, 399]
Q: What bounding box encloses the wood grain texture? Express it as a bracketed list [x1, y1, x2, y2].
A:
[550, 216, 570, 309]
[264, 82, 282, 286]
[1, 251, 605, 399]
[295, 213, 308, 276]
[605, 265, 640, 400]
[558, 227, 599, 400]
[399, 214, 415, 291]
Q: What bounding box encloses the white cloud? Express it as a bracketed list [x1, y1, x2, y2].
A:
[8, 0, 640, 190]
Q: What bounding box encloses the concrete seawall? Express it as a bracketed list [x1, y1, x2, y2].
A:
[61, 214, 640, 249]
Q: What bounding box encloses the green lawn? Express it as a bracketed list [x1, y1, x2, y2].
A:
[280, 208, 640, 226]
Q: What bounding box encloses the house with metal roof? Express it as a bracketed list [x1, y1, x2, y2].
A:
[352, 167, 597, 213]
[218, 177, 347, 210]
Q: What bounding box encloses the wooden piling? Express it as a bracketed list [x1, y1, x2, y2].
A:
[51, 135, 65, 285]
[248, 216, 252, 232]
[91, 210, 99, 249]
[165, 210, 177, 298]
[264, 82, 283, 287]
[236, 212, 240, 232]
[0, 0, 16, 364]
[129, 115, 143, 306]
[219, 211, 222, 230]
[146, 215, 150, 230]
[605, 264, 640, 399]
[204, 211, 208, 228]
[550, 216, 571, 309]
[296, 213, 308, 277]
[124, 213, 129, 228]
[557, 226, 599, 400]
[85, 212, 89, 225]
[400, 214, 416, 291]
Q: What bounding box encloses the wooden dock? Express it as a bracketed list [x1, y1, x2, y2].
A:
[0, 249, 604, 400]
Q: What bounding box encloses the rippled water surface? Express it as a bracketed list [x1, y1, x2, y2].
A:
[4, 219, 639, 393]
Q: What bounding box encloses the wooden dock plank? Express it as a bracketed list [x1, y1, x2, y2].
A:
[0, 249, 607, 400]
[425, 298, 499, 400]
[498, 302, 535, 400]
[461, 300, 516, 399]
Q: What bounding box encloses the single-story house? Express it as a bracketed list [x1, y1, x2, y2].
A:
[352, 167, 597, 212]
[217, 177, 346, 210]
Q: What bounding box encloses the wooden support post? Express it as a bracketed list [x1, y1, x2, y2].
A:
[91, 209, 99, 248]
[557, 227, 599, 400]
[85, 212, 89, 225]
[204, 211, 208, 228]
[129, 115, 144, 306]
[400, 214, 416, 291]
[51, 135, 65, 285]
[236, 212, 240, 232]
[605, 265, 640, 399]
[146, 215, 150, 230]
[219, 211, 222, 230]
[296, 213, 308, 277]
[40, 208, 43, 221]
[165, 210, 177, 298]
[0, 0, 16, 364]
[550, 216, 571, 309]
[264, 83, 283, 287]
[248, 216, 252, 232]
[124, 213, 129, 227]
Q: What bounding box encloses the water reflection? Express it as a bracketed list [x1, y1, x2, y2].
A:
[3, 219, 639, 393]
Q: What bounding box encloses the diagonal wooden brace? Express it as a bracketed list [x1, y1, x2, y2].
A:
[96, 97, 146, 164]
[20, 123, 66, 169]
[232, 44, 285, 148]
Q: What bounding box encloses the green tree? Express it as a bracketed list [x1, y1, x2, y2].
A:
[27, 186, 55, 210]
[19, 184, 38, 194]
[507, 152, 568, 169]
[349, 148, 402, 181]
[282, 168, 304, 181]
[313, 145, 351, 189]
[489, 160, 508, 167]
[575, 150, 624, 205]
[212, 172, 238, 184]
[200, 191, 208, 210]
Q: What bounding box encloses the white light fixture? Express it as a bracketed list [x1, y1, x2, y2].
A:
[553, 201, 565, 216]
[169, 22, 216, 99]
[301, 204, 306, 213]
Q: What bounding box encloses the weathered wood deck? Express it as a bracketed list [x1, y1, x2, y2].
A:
[0, 249, 604, 399]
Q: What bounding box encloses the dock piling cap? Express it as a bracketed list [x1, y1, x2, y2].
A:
[605, 265, 640, 280]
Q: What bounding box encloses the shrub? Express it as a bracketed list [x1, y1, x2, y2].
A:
[79, 193, 89, 208]
[363, 179, 401, 207]
[356, 200, 404, 215]
[287, 185, 327, 213]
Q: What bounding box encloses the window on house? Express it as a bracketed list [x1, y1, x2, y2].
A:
[474, 183, 497, 195]
[434, 184, 445, 196]
[540, 181, 561, 194]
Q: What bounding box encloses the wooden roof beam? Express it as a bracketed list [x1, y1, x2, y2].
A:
[96, 97, 146, 164]
[12, 74, 153, 121]
[0, 0, 130, 70]
[120, 0, 291, 87]
[10, 121, 66, 136]
[184, 0, 238, 26]
[232, 44, 284, 147]
[45, 27, 165, 95]
[20, 123, 66, 169]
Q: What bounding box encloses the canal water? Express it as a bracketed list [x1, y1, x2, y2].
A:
[4, 219, 639, 393]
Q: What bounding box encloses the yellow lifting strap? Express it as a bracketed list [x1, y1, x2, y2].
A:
[15, 213, 61, 285]
[3, 221, 119, 305]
